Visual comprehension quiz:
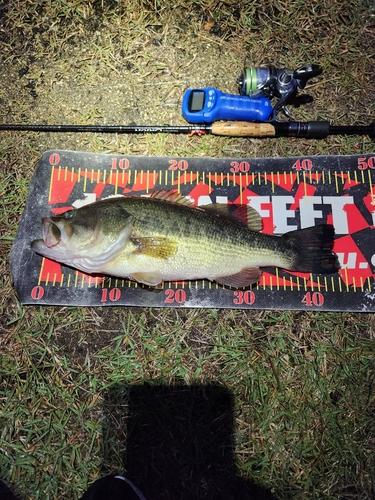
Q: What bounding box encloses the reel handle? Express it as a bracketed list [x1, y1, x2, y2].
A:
[293, 64, 322, 86]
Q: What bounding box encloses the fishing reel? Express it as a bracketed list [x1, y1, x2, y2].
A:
[237, 59, 322, 118]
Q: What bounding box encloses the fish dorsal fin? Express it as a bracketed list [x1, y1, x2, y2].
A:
[201, 204, 263, 231]
[150, 190, 262, 231]
[150, 189, 194, 206]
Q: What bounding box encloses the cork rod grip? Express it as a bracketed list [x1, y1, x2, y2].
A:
[211, 121, 276, 137]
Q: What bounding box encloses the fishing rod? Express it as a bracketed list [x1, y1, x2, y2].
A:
[1, 62, 374, 139]
[0, 120, 374, 138]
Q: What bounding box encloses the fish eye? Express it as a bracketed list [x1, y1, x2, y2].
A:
[61, 209, 76, 220]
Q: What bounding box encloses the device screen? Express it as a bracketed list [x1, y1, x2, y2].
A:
[189, 90, 205, 112]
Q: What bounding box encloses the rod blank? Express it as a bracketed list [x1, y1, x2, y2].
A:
[0, 121, 374, 138]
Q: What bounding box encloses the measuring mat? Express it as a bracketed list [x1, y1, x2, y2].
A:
[10, 150, 375, 311]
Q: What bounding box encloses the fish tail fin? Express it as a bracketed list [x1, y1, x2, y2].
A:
[284, 224, 340, 274]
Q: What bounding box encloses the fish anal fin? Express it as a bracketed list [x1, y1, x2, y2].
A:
[150, 189, 194, 206]
[201, 204, 262, 231]
[214, 267, 262, 288]
[131, 236, 178, 259]
[131, 272, 163, 286]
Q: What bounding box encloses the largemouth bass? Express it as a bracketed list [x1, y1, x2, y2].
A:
[31, 190, 340, 287]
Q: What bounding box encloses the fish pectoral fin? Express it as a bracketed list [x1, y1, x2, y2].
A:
[131, 272, 163, 286]
[131, 236, 178, 259]
[214, 267, 262, 288]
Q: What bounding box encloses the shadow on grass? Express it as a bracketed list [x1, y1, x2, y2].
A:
[100, 383, 277, 500]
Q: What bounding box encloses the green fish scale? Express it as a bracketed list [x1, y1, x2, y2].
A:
[115, 197, 294, 270]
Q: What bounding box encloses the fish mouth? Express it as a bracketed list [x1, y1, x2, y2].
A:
[42, 217, 62, 248]
[31, 218, 67, 260]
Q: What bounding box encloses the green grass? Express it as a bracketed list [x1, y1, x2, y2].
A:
[1, 0, 375, 499]
[1, 309, 374, 498]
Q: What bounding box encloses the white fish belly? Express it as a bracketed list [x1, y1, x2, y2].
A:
[101, 236, 291, 282]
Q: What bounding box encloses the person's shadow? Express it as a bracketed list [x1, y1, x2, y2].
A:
[100, 383, 277, 500]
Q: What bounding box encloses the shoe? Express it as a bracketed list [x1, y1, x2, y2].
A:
[0, 480, 18, 500]
[80, 475, 146, 500]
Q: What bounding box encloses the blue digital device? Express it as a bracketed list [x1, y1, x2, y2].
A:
[181, 87, 273, 124]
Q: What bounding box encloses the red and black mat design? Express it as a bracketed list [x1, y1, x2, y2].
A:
[10, 150, 375, 311]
